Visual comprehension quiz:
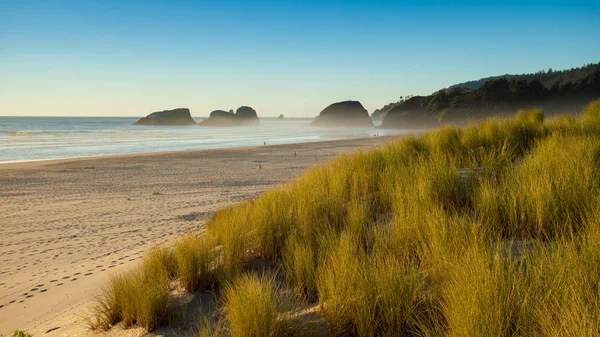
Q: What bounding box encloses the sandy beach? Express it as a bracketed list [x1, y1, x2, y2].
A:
[0, 136, 396, 336]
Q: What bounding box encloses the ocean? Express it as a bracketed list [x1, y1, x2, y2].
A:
[0, 117, 408, 163]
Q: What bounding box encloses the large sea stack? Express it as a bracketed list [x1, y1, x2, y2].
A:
[311, 101, 373, 128]
[134, 108, 196, 126]
[234, 106, 260, 125]
[199, 106, 260, 126]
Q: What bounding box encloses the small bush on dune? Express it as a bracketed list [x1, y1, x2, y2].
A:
[175, 235, 215, 292]
[282, 236, 318, 302]
[92, 248, 173, 331]
[89, 274, 128, 330]
[224, 274, 298, 337]
[251, 189, 295, 263]
[207, 204, 253, 280]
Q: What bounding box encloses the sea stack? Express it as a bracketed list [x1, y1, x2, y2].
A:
[134, 108, 196, 126]
[311, 101, 374, 128]
[199, 106, 260, 126]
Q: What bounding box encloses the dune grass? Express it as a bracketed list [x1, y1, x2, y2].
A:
[3, 331, 32, 337]
[175, 234, 215, 292]
[91, 247, 173, 331]
[222, 274, 302, 337]
[94, 100, 600, 336]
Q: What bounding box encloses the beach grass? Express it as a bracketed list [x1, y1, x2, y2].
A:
[223, 274, 301, 337]
[4, 331, 32, 337]
[93, 100, 600, 335]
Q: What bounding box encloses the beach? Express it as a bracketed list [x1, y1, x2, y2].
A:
[0, 136, 395, 336]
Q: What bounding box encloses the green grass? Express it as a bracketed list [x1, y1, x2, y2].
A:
[94, 100, 600, 335]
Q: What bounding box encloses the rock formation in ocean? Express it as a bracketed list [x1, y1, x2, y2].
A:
[198, 106, 260, 126]
[234, 106, 260, 125]
[311, 101, 374, 128]
[134, 108, 196, 126]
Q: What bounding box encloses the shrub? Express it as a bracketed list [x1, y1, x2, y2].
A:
[175, 235, 215, 292]
[223, 274, 297, 337]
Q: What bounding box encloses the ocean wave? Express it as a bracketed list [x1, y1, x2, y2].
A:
[1, 130, 91, 136]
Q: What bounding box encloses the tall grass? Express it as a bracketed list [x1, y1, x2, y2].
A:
[476, 135, 600, 239]
[223, 274, 299, 337]
[93, 100, 600, 336]
[91, 247, 173, 331]
[175, 234, 215, 292]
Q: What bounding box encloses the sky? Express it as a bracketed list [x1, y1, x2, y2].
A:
[1, 0, 599, 117]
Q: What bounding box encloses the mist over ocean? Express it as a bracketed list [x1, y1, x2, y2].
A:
[0, 117, 407, 163]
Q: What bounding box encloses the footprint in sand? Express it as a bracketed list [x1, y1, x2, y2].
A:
[84, 273, 92, 276]
[26, 295, 33, 298]
[74, 272, 81, 276]
[50, 280, 57, 283]
[9, 300, 15, 304]
[71, 278, 77, 281]
[40, 289, 47, 293]
[30, 288, 39, 291]
[62, 276, 70, 279]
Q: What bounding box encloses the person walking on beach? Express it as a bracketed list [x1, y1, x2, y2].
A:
[294, 151, 297, 158]
[259, 163, 262, 170]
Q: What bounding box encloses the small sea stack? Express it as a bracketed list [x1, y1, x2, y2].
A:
[134, 108, 196, 126]
[199, 106, 260, 126]
[311, 100, 373, 128]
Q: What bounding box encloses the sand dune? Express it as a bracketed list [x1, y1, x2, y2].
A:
[0, 136, 395, 336]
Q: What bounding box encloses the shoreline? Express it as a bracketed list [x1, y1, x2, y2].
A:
[0, 134, 393, 167]
[0, 135, 400, 336]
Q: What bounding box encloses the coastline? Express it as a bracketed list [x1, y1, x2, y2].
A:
[0, 135, 389, 168]
[0, 135, 399, 336]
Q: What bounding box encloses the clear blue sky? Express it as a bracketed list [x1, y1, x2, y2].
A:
[1, 0, 599, 117]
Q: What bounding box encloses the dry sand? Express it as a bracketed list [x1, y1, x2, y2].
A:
[0, 136, 396, 336]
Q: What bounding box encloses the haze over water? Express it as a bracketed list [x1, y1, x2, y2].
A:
[0, 117, 407, 163]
